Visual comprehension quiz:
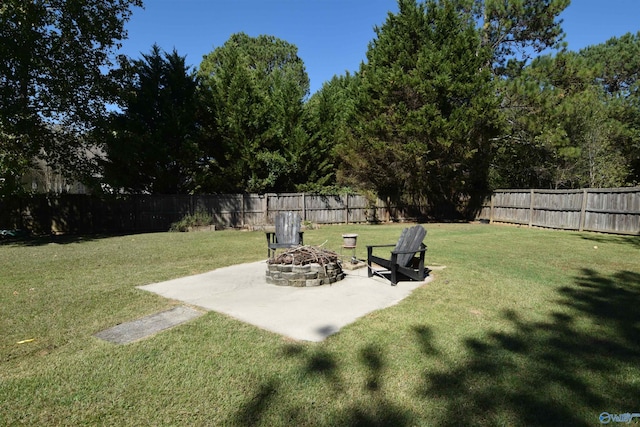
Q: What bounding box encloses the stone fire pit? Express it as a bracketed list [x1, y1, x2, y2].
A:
[266, 246, 345, 287]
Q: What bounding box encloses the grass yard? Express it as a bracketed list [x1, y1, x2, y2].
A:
[1, 223, 639, 426]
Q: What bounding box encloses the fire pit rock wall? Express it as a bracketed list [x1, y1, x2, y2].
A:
[266, 262, 345, 287]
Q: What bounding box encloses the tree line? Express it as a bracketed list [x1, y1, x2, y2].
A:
[2, 0, 639, 218]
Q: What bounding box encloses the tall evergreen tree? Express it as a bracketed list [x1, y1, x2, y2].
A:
[339, 0, 499, 218]
[300, 73, 360, 192]
[101, 45, 201, 194]
[198, 33, 310, 193]
[579, 32, 640, 184]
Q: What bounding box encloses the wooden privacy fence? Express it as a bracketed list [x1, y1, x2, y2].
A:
[477, 187, 640, 235]
[0, 193, 394, 235]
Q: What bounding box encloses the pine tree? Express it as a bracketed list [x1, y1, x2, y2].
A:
[102, 45, 201, 194]
[339, 0, 499, 217]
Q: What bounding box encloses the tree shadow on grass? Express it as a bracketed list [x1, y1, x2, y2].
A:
[419, 268, 640, 426]
[580, 233, 640, 250]
[229, 343, 414, 426]
[230, 268, 640, 426]
[321, 344, 414, 427]
[0, 231, 143, 247]
[233, 379, 280, 427]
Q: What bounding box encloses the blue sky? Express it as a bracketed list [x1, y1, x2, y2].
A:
[118, 0, 640, 95]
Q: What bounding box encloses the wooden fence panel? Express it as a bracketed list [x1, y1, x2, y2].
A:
[583, 188, 640, 234]
[266, 193, 302, 223]
[19, 196, 51, 235]
[243, 194, 267, 226]
[531, 190, 583, 230]
[93, 197, 136, 233]
[1, 192, 430, 234]
[304, 194, 346, 224]
[3, 190, 638, 235]
[478, 187, 640, 235]
[0, 197, 22, 230]
[477, 205, 492, 221]
[197, 195, 242, 228]
[136, 195, 191, 232]
[348, 194, 370, 223]
[49, 194, 92, 234]
[492, 190, 530, 224]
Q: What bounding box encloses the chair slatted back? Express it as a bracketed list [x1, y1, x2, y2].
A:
[275, 211, 301, 245]
[393, 225, 427, 266]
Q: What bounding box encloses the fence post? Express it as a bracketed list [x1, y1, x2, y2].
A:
[345, 193, 349, 224]
[302, 192, 306, 222]
[263, 194, 269, 225]
[528, 189, 535, 228]
[240, 194, 245, 228]
[579, 188, 588, 232]
[489, 193, 495, 224]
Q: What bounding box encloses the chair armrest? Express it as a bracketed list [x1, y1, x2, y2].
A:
[367, 244, 395, 257]
[366, 244, 396, 249]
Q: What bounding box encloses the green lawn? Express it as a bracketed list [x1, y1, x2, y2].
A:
[1, 223, 639, 426]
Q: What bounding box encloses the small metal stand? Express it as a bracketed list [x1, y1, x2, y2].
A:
[340, 233, 366, 270]
[342, 244, 357, 264]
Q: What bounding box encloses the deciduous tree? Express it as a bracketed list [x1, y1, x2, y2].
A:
[0, 0, 142, 194]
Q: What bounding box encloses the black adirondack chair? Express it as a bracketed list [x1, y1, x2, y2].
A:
[367, 225, 428, 285]
[266, 211, 304, 258]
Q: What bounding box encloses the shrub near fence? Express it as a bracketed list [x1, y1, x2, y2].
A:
[0, 193, 396, 235]
[477, 187, 640, 235]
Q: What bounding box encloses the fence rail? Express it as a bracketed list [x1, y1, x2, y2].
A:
[0, 193, 395, 235]
[477, 187, 640, 235]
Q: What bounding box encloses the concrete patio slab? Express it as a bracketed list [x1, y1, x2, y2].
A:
[137, 260, 431, 342]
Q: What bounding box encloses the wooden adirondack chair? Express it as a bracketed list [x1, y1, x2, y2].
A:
[367, 225, 428, 285]
[266, 211, 304, 258]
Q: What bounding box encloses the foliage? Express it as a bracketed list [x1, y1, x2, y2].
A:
[579, 32, 640, 184]
[0, 0, 142, 195]
[101, 45, 202, 194]
[338, 0, 500, 218]
[3, 0, 639, 205]
[302, 73, 360, 190]
[494, 37, 640, 189]
[198, 33, 310, 193]
[169, 208, 214, 232]
[463, 0, 570, 75]
[294, 183, 359, 195]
